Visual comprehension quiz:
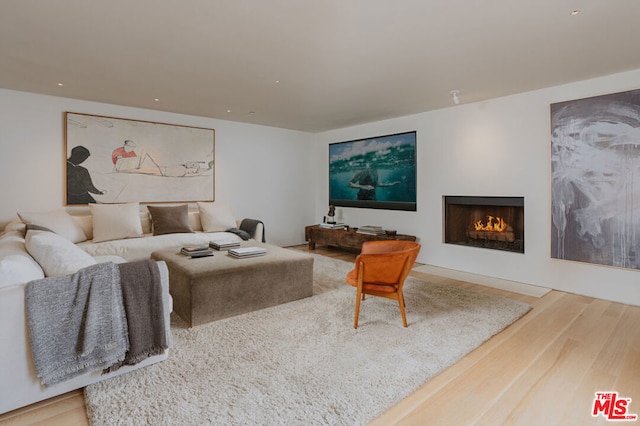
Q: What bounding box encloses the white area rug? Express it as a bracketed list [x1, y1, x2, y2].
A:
[85, 254, 531, 425]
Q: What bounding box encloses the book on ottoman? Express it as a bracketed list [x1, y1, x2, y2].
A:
[181, 246, 214, 258]
[209, 240, 241, 251]
[227, 247, 267, 258]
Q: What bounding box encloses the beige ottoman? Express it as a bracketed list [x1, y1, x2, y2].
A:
[151, 243, 314, 327]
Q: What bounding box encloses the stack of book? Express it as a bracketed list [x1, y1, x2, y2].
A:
[181, 245, 214, 258]
[356, 225, 385, 235]
[227, 247, 267, 258]
[209, 239, 241, 251]
[318, 222, 347, 230]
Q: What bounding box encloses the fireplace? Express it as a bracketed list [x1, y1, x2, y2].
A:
[444, 196, 524, 253]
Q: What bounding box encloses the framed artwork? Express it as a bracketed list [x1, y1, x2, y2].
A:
[551, 88, 640, 270]
[65, 112, 214, 205]
[329, 131, 417, 211]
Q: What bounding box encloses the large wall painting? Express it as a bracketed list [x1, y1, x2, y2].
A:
[551, 89, 640, 270]
[65, 112, 214, 205]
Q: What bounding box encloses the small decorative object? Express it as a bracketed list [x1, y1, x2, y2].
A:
[327, 205, 336, 224]
[385, 230, 397, 236]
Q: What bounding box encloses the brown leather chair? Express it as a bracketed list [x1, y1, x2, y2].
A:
[346, 240, 421, 329]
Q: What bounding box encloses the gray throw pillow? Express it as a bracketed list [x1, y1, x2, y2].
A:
[148, 205, 194, 236]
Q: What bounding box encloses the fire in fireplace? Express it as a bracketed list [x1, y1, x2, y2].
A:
[444, 196, 524, 253]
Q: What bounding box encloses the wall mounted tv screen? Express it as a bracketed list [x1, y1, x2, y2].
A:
[329, 131, 417, 211]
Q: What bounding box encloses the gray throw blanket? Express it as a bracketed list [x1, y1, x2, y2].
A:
[104, 260, 167, 373]
[25, 262, 128, 386]
[239, 218, 266, 243]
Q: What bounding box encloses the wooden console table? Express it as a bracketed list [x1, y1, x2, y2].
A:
[305, 225, 416, 252]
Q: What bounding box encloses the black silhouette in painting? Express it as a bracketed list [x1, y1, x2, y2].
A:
[66, 145, 104, 204]
[348, 164, 400, 200]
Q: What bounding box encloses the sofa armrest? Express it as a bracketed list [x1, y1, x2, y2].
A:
[252, 221, 264, 242]
[0, 259, 172, 415]
[240, 219, 265, 242]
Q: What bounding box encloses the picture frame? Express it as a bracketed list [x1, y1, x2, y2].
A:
[64, 112, 215, 205]
[550, 88, 640, 270]
[329, 131, 417, 211]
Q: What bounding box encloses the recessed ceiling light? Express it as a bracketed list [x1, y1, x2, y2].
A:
[154, 98, 160, 102]
[275, 80, 280, 84]
[570, 9, 581, 16]
[227, 110, 232, 113]
[57, 83, 64, 87]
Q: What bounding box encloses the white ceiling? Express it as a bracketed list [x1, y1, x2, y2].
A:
[1, 1, 639, 132]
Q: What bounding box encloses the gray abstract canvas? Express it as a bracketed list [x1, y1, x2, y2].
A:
[551, 89, 640, 270]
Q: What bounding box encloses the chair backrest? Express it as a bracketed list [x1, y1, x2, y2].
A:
[356, 241, 421, 285]
[361, 240, 419, 255]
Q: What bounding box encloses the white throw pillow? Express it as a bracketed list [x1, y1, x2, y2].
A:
[0, 235, 45, 288]
[25, 231, 97, 277]
[71, 214, 94, 240]
[197, 202, 237, 232]
[17, 209, 87, 243]
[90, 202, 144, 243]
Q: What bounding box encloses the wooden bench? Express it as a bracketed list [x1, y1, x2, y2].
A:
[305, 225, 416, 252]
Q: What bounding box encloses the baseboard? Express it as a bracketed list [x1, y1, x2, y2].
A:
[412, 264, 551, 297]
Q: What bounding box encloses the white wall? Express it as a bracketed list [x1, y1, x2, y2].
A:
[2, 69, 638, 306]
[0, 89, 315, 247]
[314, 69, 640, 306]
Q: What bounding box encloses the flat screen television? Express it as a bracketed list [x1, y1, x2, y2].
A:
[329, 131, 417, 211]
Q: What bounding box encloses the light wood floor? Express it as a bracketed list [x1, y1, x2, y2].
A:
[1, 245, 638, 425]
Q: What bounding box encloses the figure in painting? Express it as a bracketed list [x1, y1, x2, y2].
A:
[348, 163, 400, 200]
[67, 145, 105, 204]
[112, 140, 138, 164]
[112, 140, 140, 171]
[111, 141, 213, 177]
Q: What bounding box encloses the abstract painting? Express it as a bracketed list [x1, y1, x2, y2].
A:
[551, 89, 640, 270]
[65, 112, 214, 205]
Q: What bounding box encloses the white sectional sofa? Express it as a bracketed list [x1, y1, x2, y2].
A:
[0, 202, 263, 415]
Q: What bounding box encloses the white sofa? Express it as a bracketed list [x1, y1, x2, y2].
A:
[0, 204, 263, 415]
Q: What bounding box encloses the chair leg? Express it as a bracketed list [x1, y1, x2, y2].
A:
[398, 292, 407, 327]
[354, 288, 362, 329]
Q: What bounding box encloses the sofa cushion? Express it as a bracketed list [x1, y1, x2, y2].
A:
[71, 214, 95, 240]
[0, 232, 45, 289]
[148, 205, 194, 236]
[25, 230, 97, 277]
[17, 209, 87, 243]
[25, 224, 54, 232]
[79, 231, 242, 262]
[90, 202, 144, 243]
[188, 210, 204, 231]
[197, 202, 236, 232]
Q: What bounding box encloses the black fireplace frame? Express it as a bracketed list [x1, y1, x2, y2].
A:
[443, 196, 525, 253]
